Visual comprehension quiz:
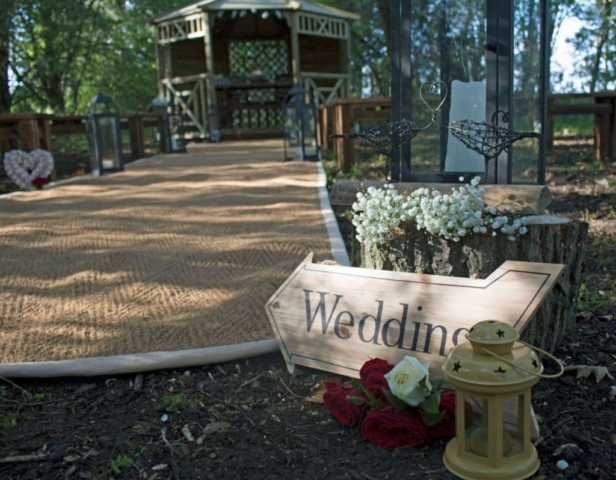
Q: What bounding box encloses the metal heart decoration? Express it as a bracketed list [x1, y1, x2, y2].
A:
[3, 149, 54, 190]
[419, 80, 449, 116]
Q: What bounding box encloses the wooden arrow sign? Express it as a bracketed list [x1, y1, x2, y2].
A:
[265, 254, 564, 379]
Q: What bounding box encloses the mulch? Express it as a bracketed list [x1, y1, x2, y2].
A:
[0, 310, 614, 480]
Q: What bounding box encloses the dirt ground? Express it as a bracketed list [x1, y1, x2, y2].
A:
[1, 144, 615, 480]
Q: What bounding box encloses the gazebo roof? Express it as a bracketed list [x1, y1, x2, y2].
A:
[149, 0, 360, 24]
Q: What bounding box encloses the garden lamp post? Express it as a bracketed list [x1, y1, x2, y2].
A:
[282, 85, 320, 161]
[86, 93, 124, 176]
[442, 320, 564, 480]
[389, 0, 549, 184]
[151, 97, 187, 154]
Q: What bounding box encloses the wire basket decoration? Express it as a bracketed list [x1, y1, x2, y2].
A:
[328, 118, 421, 158]
[328, 81, 542, 183]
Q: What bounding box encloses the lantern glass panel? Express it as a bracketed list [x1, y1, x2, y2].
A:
[511, 0, 543, 184]
[285, 106, 299, 147]
[284, 105, 302, 160]
[98, 116, 122, 170]
[301, 104, 318, 158]
[394, 0, 547, 183]
[406, 0, 489, 177]
[168, 114, 186, 152]
[462, 393, 526, 463]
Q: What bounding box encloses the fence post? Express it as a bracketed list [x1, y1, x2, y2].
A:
[158, 115, 169, 153]
[17, 117, 40, 151]
[334, 100, 355, 173]
[128, 115, 145, 160]
[594, 98, 611, 161]
[546, 96, 554, 153]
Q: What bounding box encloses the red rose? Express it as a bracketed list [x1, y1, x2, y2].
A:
[361, 407, 429, 449]
[32, 177, 49, 188]
[360, 358, 394, 403]
[323, 381, 364, 427]
[426, 391, 475, 440]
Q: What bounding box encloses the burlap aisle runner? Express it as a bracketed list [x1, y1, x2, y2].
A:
[0, 140, 340, 374]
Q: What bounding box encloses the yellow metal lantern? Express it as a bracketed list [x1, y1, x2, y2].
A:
[442, 320, 564, 480]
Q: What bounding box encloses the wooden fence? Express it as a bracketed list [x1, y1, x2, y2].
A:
[318, 96, 390, 172]
[320, 93, 615, 173]
[547, 92, 616, 162]
[0, 113, 170, 179]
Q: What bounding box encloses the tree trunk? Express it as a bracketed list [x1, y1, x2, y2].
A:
[0, 0, 13, 113]
[353, 215, 589, 354]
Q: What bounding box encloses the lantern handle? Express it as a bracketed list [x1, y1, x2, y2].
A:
[480, 340, 565, 379]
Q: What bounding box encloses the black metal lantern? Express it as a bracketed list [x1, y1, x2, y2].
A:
[86, 93, 124, 176]
[207, 104, 221, 143]
[151, 97, 187, 153]
[389, 0, 548, 184]
[282, 85, 320, 161]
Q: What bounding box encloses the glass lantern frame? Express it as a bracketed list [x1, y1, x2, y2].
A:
[444, 382, 540, 480]
[163, 110, 187, 154]
[282, 86, 320, 162]
[86, 111, 124, 176]
[389, 0, 549, 185]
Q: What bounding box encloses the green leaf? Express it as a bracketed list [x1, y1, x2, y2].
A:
[421, 410, 446, 426]
[418, 375, 431, 392]
[383, 389, 410, 412]
[350, 379, 386, 408]
[350, 378, 363, 392]
[438, 379, 454, 390]
[419, 391, 441, 413]
[347, 396, 366, 405]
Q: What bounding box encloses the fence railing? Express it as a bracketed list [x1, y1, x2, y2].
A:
[318, 96, 390, 172]
[547, 93, 616, 162]
[319, 93, 613, 173]
[0, 113, 168, 180]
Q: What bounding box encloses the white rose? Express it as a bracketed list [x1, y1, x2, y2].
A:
[384, 356, 432, 406]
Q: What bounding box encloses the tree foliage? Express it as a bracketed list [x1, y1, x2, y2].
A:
[10, 0, 108, 113]
[6, 0, 186, 114]
[570, 0, 616, 92]
[1, 0, 615, 115]
[318, 0, 389, 97]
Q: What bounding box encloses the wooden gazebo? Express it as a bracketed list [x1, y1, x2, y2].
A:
[149, 0, 359, 140]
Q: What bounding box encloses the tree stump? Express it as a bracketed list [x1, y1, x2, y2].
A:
[352, 215, 589, 354]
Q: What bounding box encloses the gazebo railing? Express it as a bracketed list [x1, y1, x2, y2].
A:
[161, 73, 209, 139]
[301, 72, 347, 106]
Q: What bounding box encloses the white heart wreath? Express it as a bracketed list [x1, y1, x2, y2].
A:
[3, 149, 55, 190]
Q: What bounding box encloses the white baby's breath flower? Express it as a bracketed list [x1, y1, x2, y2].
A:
[352, 178, 527, 247]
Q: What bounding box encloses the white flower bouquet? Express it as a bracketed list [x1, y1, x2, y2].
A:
[352, 176, 528, 247]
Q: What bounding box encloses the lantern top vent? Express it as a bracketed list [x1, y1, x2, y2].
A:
[444, 321, 543, 387]
[467, 320, 518, 355]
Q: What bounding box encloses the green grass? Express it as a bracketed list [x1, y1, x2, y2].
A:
[97, 443, 136, 480]
[108, 454, 134, 474]
[163, 393, 186, 413]
[0, 411, 25, 437]
[578, 282, 616, 313]
[0, 382, 52, 437]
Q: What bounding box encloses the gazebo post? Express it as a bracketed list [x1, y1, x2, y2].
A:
[154, 43, 164, 98]
[289, 13, 300, 85]
[202, 11, 218, 139]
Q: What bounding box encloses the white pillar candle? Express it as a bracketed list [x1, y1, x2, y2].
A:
[445, 80, 486, 174]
